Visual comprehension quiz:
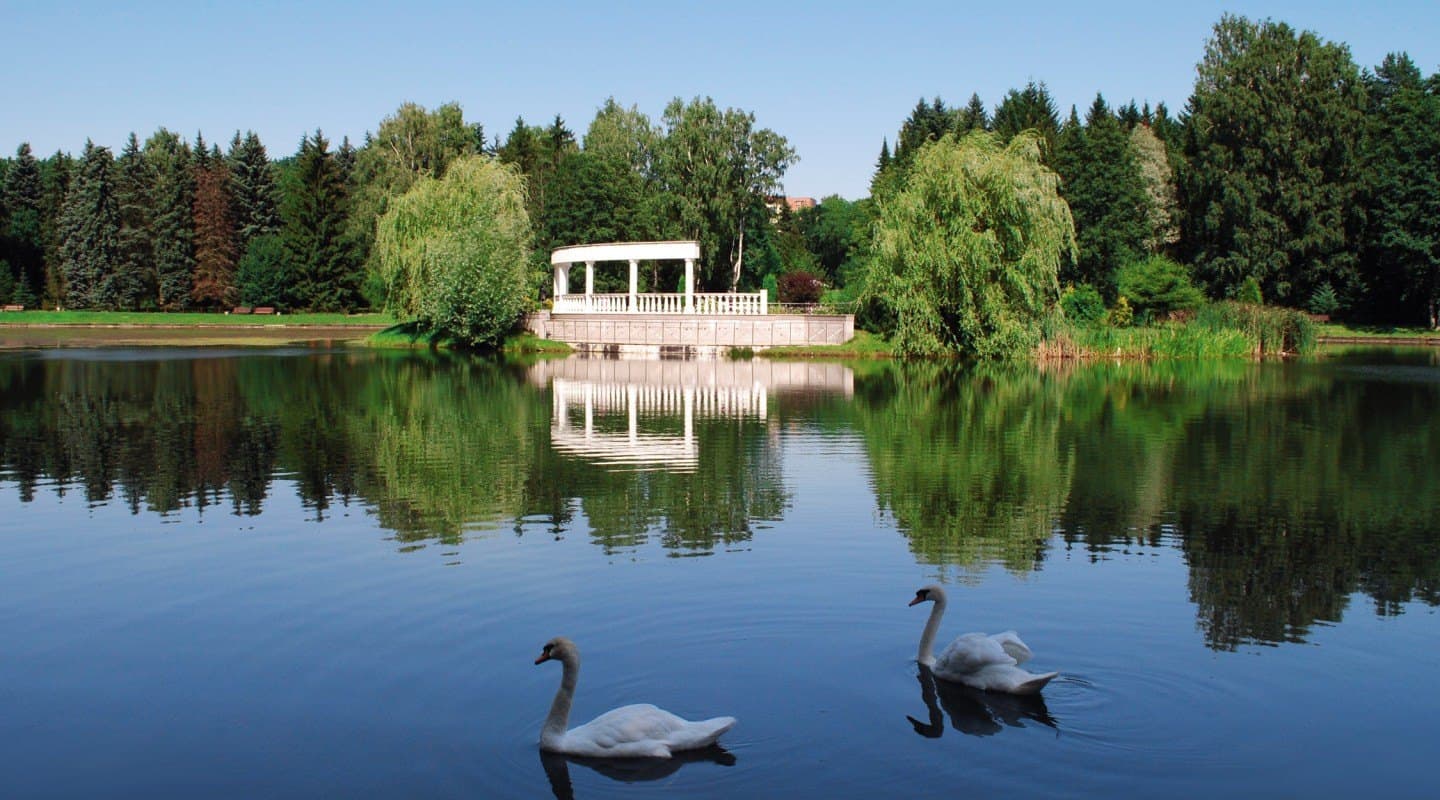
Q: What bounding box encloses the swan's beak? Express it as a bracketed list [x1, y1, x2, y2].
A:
[534, 652, 551, 665]
[908, 596, 923, 606]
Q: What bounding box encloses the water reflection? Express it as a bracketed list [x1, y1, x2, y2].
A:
[0, 350, 1436, 650]
[907, 665, 1058, 739]
[539, 747, 737, 800]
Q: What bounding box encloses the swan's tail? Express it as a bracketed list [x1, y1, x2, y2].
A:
[670, 716, 737, 751]
[1013, 671, 1058, 695]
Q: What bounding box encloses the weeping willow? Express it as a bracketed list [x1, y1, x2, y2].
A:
[868, 131, 1075, 359]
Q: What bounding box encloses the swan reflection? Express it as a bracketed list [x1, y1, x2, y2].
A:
[540, 747, 737, 799]
[907, 665, 1058, 739]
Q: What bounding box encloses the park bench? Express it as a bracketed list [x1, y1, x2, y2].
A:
[253, 307, 276, 315]
[231, 306, 252, 315]
[1, 304, 24, 312]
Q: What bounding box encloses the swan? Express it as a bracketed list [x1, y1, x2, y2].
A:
[910, 584, 1058, 695]
[534, 637, 736, 758]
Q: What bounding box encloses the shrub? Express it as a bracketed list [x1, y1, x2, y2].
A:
[1307, 283, 1340, 317]
[1195, 301, 1316, 355]
[1236, 276, 1263, 305]
[1107, 295, 1134, 327]
[1116, 255, 1205, 321]
[778, 270, 824, 304]
[1060, 283, 1106, 326]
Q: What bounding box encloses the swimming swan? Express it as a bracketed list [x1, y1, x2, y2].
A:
[534, 637, 736, 758]
[910, 584, 1058, 695]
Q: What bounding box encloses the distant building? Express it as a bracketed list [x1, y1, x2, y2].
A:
[765, 195, 817, 220]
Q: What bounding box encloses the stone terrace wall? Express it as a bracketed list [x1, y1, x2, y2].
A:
[524, 312, 853, 356]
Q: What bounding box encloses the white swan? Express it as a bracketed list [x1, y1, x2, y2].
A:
[534, 637, 736, 758]
[910, 584, 1058, 695]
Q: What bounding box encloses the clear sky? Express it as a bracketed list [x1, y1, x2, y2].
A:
[3, 1, 1437, 199]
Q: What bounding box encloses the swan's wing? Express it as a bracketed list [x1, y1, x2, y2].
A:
[989, 631, 1034, 665]
[566, 704, 734, 756]
[936, 632, 1018, 675]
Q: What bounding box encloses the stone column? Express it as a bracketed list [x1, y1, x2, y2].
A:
[685, 258, 694, 313]
[628, 259, 638, 313]
[585, 261, 595, 311]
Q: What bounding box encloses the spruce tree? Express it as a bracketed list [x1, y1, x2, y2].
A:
[2, 143, 44, 303]
[113, 133, 155, 308]
[226, 131, 280, 256]
[145, 129, 195, 309]
[958, 93, 990, 133]
[192, 148, 237, 308]
[992, 81, 1060, 157]
[280, 130, 360, 311]
[40, 151, 74, 305]
[57, 141, 121, 308]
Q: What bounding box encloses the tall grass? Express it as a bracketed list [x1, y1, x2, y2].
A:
[1040, 301, 1317, 360]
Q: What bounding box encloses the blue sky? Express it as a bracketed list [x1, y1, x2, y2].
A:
[3, 1, 1437, 199]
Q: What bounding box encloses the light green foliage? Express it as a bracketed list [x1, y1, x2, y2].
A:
[1237, 276, 1263, 304]
[1130, 123, 1179, 252]
[373, 156, 532, 349]
[1195, 301, 1316, 354]
[1060, 283, 1106, 325]
[866, 131, 1075, 358]
[1181, 15, 1366, 304]
[1116, 255, 1205, 320]
[1308, 283, 1340, 317]
[582, 98, 658, 177]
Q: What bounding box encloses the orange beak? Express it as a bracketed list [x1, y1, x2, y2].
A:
[908, 596, 923, 606]
[534, 651, 551, 665]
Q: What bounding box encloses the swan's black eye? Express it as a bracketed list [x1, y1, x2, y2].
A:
[916, 590, 928, 599]
[543, 644, 554, 653]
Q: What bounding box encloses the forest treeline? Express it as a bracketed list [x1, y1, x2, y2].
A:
[0, 14, 1436, 328]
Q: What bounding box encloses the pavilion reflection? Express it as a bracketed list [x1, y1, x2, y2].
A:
[529, 357, 854, 473]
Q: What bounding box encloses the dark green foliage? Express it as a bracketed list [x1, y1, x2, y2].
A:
[777, 271, 824, 304]
[227, 131, 281, 257]
[796, 195, 870, 285]
[2, 143, 44, 300]
[39, 151, 73, 304]
[145, 129, 195, 309]
[1307, 283, 1340, 317]
[992, 81, 1060, 156]
[280, 131, 362, 311]
[235, 234, 288, 307]
[112, 134, 155, 309]
[541, 151, 655, 250]
[1054, 94, 1152, 294]
[57, 142, 121, 308]
[1359, 53, 1440, 327]
[1116, 255, 1205, 320]
[1060, 283, 1106, 325]
[1180, 15, 1367, 306]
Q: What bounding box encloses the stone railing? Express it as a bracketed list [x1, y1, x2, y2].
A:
[553, 291, 768, 315]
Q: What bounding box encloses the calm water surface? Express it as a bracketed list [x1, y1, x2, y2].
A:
[1, 347, 1438, 798]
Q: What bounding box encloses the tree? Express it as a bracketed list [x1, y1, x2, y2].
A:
[541, 151, 656, 256]
[1053, 94, 1152, 295]
[582, 98, 659, 176]
[113, 133, 155, 308]
[235, 233, 287, 308]
[373, 155, 533, 348]
[57, 142, 121, 308]
[2, 143, 44, 304]
[349, 102, 479, 269]
[653, 96, 797, 291]
[865, 131, 1076, 358]
[796, 195, 870, 285]
[1130, 123, 1179, 253]
[40, 151, 74, 304]
[192, 153, 237, 307]
[145, 129, 195, 309]
[227, 131, 280, 257]
[992, 81, 1060, 156]
[1179, 15, 1367, 306]
[280, 130, 361, 310]
[1360, 53, 1440, 327]
[1116, 255, 1206, 320]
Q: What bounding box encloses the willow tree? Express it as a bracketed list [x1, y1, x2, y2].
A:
[373, 155, 532, 348]
[867, 131, 1075, 359]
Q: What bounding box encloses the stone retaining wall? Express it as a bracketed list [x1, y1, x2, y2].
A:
[524, 312, 854, 356]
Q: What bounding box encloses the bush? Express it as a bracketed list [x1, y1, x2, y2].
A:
[1116, 255, 1205, 321]
[1060, 283, 1106, 326]
[778, 271, 824, 304]
[1236, 276, 1263, 305]
[1308, 283, 1340, 316]
[236, 235, 289, 309]
[1107, 295, 1134, 327]
[1195, 301, 1316, 355]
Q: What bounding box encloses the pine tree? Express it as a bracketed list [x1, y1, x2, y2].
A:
[226, 131, 280, 256]
[113, 133, 155, 308]
[992, 81, 1060, 157]
[2, 143, 44, 304]
[280, 130, 360, 311]
[192, 150, 237, 308]
[58, 141, 121, 308]
[957, 93, 990, 133]
[145, 129, 195, 309]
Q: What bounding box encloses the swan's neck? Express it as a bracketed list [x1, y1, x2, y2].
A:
[542, 654, 578, 748]
[918, 595, 947, 666]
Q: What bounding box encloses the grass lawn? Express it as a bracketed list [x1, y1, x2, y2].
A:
[0, 309, 394, 326]
[1316, 322, 1440, 340]
[760, 330, 896, 359]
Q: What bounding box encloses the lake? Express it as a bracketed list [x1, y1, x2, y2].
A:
[1, 346, 1437, 798]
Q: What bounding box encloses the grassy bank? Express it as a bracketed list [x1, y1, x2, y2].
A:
[1040, 302, 1317, 360]
[1316, 322, 1440, 341]
[363, 323, 572, 355]
[760, 330, 897, 359]
[0, 310, 393, 326]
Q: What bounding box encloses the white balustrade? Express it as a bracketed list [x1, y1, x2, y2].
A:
[552, 290, 769, 315]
